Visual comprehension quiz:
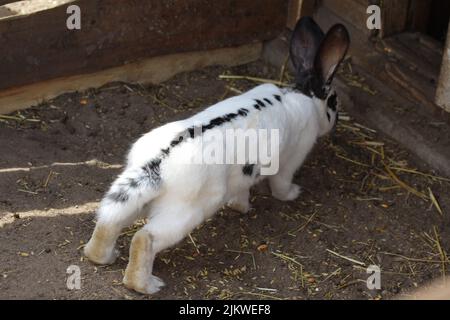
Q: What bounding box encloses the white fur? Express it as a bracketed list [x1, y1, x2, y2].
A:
[84, 83, 337, 294]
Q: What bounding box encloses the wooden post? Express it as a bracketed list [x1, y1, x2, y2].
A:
[381, 0, 409, 38]
[436, 22, 450, 112]
[286, 0, 315, 29]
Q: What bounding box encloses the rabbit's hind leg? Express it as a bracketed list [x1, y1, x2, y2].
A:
[84, 198, 146, 265]
[123, 203, 204, 294]
[84, 168, 158, 265]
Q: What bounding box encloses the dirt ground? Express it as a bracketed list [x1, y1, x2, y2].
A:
[0, 61, 449, 300]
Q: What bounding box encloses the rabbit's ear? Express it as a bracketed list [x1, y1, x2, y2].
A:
[314, 24, 350, 86]
[290, 17, 325, 73]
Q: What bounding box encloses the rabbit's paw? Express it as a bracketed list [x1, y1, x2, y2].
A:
[228, 199, 251, 214]
[273, 184, 302, 201]
[124, 274, 165, 295]
[84, 241, 119, 265]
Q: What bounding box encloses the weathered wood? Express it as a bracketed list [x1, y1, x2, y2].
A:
[385, 62, 436, 110]
[382, 34, 442, 81]
[0, 43, 261, 115]
[286, 0, 315, 29]
[322, 0, 371, 36]
[314, 4, 368, 56]
[0, 0, 73, 17]
[381, 0, 410, 37]
[287, 0, 302, 29]
[0, 0, 287, 91]
[407, 0, 432, 33]
[436, 22, 450, 112]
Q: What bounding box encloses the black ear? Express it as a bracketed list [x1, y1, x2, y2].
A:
[314, 24, 350, 85]
[290, 17, 325, 73]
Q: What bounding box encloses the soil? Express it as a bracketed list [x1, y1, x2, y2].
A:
[1, 61, 449, 300]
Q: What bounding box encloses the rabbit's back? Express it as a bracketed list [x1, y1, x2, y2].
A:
[125, 84, 288, 216]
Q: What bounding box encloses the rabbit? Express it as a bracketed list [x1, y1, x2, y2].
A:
[83, 16, 350, 295]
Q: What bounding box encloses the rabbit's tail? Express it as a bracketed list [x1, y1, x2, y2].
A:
[97, 162, 163, 222]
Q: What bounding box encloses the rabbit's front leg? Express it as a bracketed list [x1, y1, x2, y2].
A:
[269, 159, 302, 202]
[270, 175, 301, 201]
[227, 189, 251, 213]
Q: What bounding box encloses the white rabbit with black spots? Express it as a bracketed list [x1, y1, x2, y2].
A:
[84, 17, 350, 294]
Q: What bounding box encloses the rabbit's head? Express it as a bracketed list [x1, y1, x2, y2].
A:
[290, 17, 350, 136]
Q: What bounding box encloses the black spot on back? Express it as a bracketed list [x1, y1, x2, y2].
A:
[188, 127, 195, 138]
[224, 113, 238, 121]
[210, 117, 226, 127]
[238, 108, 249, 116]
[273, 94, 282, 102]
[255, 99, 265, 108]
[128, 178, 139, 188]
[242, 163, 255, 176]
[107, 190, 129, 203]
[263, 98, 273, 105]
[142, 158, 162, 186]
[161, 148, 170, 156]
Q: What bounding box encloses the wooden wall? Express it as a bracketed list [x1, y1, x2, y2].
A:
[291, 0, 440, 39]
[0, 0, 288, 92]
[436, 22, 450, 112]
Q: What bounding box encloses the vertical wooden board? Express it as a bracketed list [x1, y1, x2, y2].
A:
[381, 0, 410, 37]
[0, 0, 288, 91]
[436, 22, 450, 112]
[314, 4, 368, 56]
[286, 0, 316, 29]
[407, 0, 432, 33]
[287, 0, 302, 29]
[322, 0, 370, 35]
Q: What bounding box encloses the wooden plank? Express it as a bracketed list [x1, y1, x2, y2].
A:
[0, 0, 73, 16]
[0, 0, 287, 91]
[287, 0, 302, 29]
[0, 43, 261, 115]
[314, 4, 369, 56]
[407, 0, 432, 33]
[322, 0, 371, 35]
[286, 0, 315, 29]
[382, 35, 442, 81]
[381, 0, 410, 37]
[436, 22, 450, 112]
